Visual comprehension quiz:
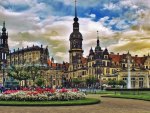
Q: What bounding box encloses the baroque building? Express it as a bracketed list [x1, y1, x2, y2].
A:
[66, 1, 150, 88]
[0, 1, 150, 89]
[7, 45, 49, 66]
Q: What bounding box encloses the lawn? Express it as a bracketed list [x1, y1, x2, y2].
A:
[86, 90, 150, 101]
[0, 98, 100, 106]
[102, 94, 150, 101]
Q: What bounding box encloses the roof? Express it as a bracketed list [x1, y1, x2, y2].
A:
[109, 54, 147, 64]
[10, 45, 48, 54]
[103, 48, 109, 55]
[47, 59, 70, 70]
[132, 56, 146, 65]
[109, 54, 122, 63]
[81, 57, 87, 64]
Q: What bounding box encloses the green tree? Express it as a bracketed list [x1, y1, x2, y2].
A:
[118, 80, 126, 88]
[27, 64, 40, 86]
[35, 78, 44, 87]
[108, 80, 117, 88]
[8, 65, 30, 87]
[72, 78, 84, 87]
[86, 77, 97, 86]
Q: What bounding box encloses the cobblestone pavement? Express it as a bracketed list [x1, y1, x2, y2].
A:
[0, 95, 149, 113]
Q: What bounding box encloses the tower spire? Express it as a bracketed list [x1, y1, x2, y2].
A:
[97, 31, 100, 46]
[74, 0, 78, 22]
[97, 31, 99, 40]
[2, 21, 6, 32]
[75, 0, 77, 17]
[3, 21, 5, 28]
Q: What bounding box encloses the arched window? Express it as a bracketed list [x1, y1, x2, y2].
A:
[5, 53, 6, 60]
[1, 39, 2, 44]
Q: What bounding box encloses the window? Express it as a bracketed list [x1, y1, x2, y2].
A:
[131, 78, 136, 88]
[5, 53, 6, 60]
[123, 78, 127, 80]
[103, 61, 105, 66]
[139, 78, 144, 88]
[104, 55, 108, 59]
[2, 53, 3, 60]
[82, 71, 84, 75]
[122, 64, 125, 68]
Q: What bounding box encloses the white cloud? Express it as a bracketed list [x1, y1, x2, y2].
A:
[0, 0, 37, 7]
[57, 0, 100, 7]
[103, 3, 119, 10]
[89, 14, 96, 18]
[1, 0, 150, 62]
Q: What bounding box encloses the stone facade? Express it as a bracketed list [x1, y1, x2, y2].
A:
[7, 45, 49, 66]
[66, 3, 150, 88]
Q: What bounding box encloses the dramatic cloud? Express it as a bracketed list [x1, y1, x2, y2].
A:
[0, 0, 150, 62]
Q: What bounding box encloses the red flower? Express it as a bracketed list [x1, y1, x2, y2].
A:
[72, 88, 78, 92]
[59, 88, 68, 93]
[3, 90, 18, 94]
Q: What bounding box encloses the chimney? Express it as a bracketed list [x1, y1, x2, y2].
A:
[14, 49, 15, 52]
[41, 44, 43, 48]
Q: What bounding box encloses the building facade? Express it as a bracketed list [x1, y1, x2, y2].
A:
[66, 2, 150, 88]
[7, 45, 49, 66]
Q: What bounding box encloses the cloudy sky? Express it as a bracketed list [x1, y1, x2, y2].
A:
[0, 0, 150, 62]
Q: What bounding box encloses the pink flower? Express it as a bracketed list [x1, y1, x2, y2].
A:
[72, 88, 78, 92]
[59, 88, 68, 93]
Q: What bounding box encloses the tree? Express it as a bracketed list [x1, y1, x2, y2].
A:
[118, 80, 126, 88]
[72, 78, 84, 87]
[7, 65, 30, 87]
[27, 64, 40, 86]
[86, 77, 97, 86]
[35, 78, 44, 87]
[108, 80, 117, 88]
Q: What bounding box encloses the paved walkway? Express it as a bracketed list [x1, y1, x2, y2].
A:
[0, 96, 149, 113]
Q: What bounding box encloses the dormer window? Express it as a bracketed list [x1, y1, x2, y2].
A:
[104, 55, 108, 59]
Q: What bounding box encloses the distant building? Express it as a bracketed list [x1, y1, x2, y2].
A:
[7, 45, 49, 66]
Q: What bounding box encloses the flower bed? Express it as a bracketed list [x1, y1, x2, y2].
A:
[0, 88, 86, 101]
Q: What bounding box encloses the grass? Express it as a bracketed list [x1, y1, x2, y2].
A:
[86, 90, 150, 101]
[0, 98, 100, 106]
[86, 90, 150, 96]
[101, 94, 150, 101]
[87, 91, 114, 94]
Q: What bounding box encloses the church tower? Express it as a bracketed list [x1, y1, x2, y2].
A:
[0, 21, 9, 68]
[69, 0, 83, 64]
